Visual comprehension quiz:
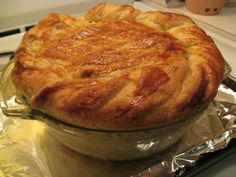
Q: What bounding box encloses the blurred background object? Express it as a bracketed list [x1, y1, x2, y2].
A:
[186, 0, 227, 15]
[225, 0, 236, 7]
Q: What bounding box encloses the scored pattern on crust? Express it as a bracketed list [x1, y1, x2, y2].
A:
[11, 3, 224, 130]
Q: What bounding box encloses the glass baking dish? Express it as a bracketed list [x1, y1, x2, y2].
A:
[0, 61, 231, 161]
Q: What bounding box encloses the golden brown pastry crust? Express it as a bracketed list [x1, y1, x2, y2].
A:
[11, 3, 224, 130]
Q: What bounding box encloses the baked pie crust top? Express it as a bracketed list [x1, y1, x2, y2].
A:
[11, 3, 224, 130]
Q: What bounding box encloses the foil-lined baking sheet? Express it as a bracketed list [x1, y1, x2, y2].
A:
[0, 84, 235, 177]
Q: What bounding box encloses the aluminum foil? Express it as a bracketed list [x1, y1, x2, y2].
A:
[134, 84, 236, 177]
[0, 84, 235, 177]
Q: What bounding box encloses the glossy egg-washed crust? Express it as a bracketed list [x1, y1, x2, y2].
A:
[11, 3, 224, 130]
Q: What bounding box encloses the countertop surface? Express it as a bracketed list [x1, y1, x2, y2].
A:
[173, 4, 236, 38]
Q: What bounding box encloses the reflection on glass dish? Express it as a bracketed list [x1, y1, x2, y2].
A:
[0, 62, 214, 160]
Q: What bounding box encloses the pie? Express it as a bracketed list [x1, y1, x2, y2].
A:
[11, 3, 225, 130]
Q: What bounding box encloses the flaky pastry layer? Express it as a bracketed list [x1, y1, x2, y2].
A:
[11, 3, 224, 130]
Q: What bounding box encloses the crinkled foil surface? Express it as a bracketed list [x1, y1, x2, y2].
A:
[0, 84, 235, 177]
